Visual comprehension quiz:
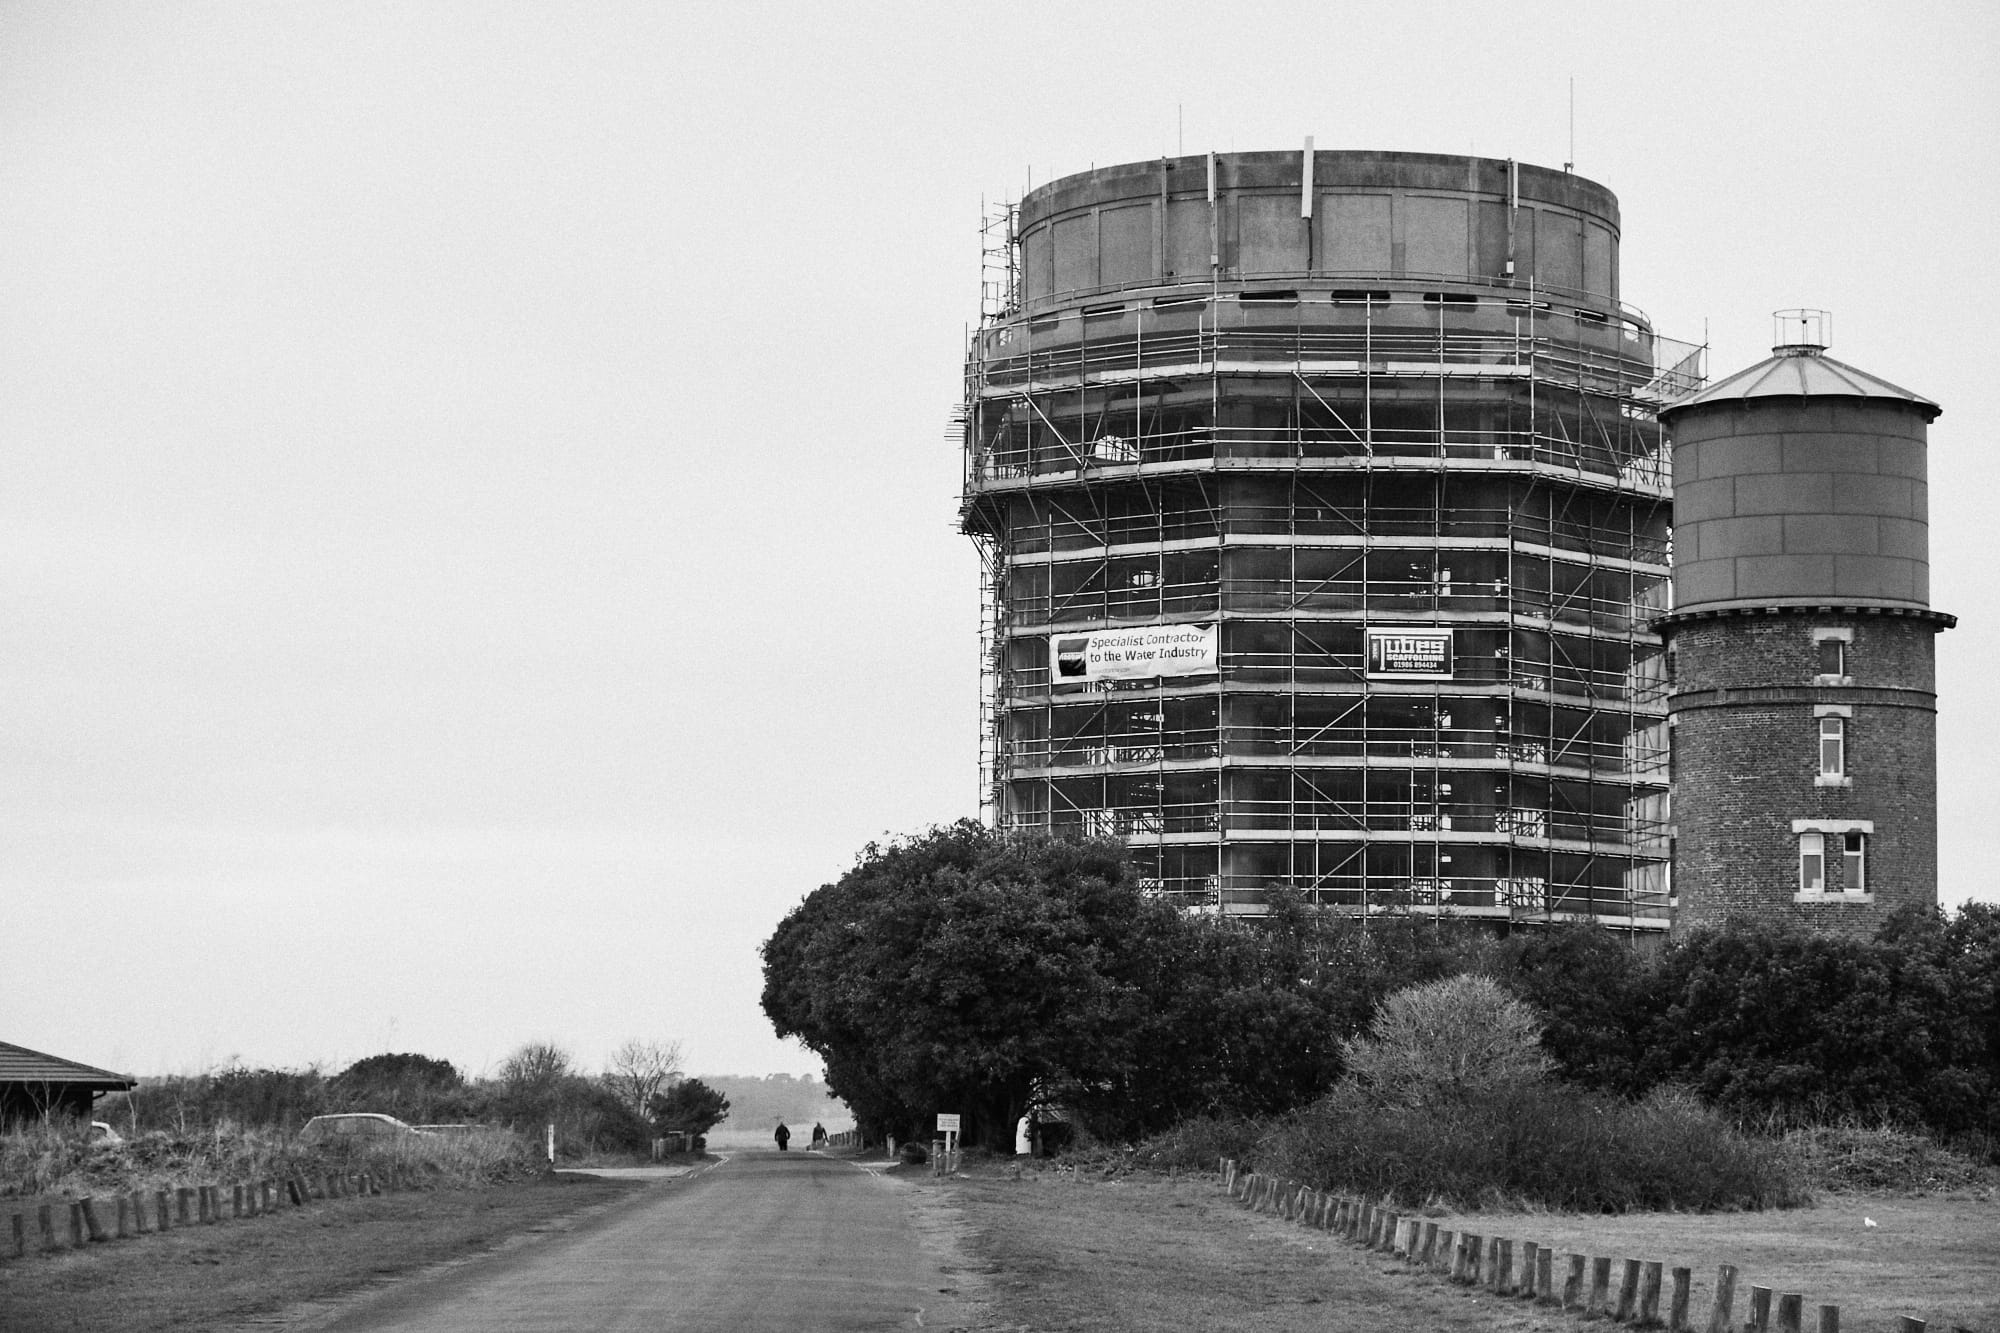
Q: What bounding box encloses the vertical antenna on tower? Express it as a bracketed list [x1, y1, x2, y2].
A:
[1565, 77, 1575, 173]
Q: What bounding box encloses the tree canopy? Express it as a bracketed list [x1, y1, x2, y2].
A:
[650, 1078, 730, 1137]
[761, 821, 1188, 1149]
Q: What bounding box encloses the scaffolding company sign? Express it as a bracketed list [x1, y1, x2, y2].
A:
[1052, 623, 1217, 683]
[1367, 627, 1454, 680]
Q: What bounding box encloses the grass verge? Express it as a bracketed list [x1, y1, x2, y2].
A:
[0, 1173, 640, 1333]
[945, 1162, 1999, 1333]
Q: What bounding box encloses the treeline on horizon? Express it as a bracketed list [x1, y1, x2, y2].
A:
[760, 821, 2000, 1162]
[89, 1042, 739, 1160]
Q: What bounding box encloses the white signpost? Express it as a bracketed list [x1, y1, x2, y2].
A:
[935, 1112, 960, 1166]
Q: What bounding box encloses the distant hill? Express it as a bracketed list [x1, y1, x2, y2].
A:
[694, 1073, 852, 1135]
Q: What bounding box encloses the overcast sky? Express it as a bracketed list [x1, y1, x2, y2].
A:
[6, 3, 1995, 1082]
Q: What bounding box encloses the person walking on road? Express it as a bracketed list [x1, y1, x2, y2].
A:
[774, 1121, 791, 1151]
[810, 1122, 826, 1151]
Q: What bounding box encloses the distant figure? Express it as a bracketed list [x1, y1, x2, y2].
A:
[811, 1122, 826, 1150]
[774, 1121, 790, 1152]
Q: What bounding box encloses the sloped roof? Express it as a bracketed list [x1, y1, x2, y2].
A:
[1660, 347, 1939, 421]
[0, 1040, 136, 1088]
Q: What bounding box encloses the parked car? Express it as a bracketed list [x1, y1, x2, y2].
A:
[296, 1113, 427, 1145]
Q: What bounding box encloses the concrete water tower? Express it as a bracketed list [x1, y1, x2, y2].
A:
[1656, 310, 1954, 936]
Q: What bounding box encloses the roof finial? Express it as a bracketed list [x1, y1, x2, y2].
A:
[1773, 308, 1831, 356]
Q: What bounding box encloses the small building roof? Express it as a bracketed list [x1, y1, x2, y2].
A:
[1659, 346, 1938, 421]
[0, 1040, 136, 1089]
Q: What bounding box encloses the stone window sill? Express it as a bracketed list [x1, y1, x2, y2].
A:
[1812, 675, 1854, 687]
[1794, 891, 1875, 904]
[1814, 775, 1853, 788]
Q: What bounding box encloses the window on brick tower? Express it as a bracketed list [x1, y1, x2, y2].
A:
[1819, 715, 1845, 777]
[1816, 637, 1846, 678]
[1842, 830, 1865, 894]
[1800, 831, 1826, 894]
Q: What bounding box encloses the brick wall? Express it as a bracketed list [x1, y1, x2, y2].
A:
[1667, 612, 1940, 938]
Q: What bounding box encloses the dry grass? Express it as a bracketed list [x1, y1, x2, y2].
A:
[948, 1164, 1577, 1332]
[946, 1163, 2000, 1333]
[1, 1120, 538, 1202]
[1420, 1192, 1999, 1333]
[0, 1174, 640, 1333]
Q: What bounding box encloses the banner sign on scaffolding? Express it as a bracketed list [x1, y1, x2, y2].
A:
[1051, 623, 1218, 683]
[1366, 627, 1454, 680]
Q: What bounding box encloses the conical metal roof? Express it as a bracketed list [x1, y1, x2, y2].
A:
[1660, 346, 1939, 421]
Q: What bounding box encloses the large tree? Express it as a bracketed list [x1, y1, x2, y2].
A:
[760, 822, 1183, 1151]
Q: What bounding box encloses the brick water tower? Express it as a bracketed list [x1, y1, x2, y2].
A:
[1656, 311, 1954, 936]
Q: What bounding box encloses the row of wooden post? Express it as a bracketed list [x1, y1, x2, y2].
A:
[1218, 1159, 1966, 1333]
[5, 1164, 430, 1262]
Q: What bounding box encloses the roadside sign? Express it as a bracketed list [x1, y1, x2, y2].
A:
[935, 1113, 961, 1132]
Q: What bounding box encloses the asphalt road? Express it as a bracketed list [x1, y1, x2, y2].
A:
[304, 1151, 986, 1332]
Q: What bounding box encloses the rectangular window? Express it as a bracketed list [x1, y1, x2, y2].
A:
[1842, 831, 1865, 894]
[1800, 832, 1825, 893]
[1816, 637, 1846, 677]
[1819, 716, 1845, 777]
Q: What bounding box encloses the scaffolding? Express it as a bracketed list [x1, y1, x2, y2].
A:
[962, 200, 1700, 929]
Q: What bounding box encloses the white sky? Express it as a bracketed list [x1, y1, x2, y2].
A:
[5, 3, 1995, 1081]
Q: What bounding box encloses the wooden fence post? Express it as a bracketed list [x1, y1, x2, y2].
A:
[1707, 1263, 1739, 1333]
[1465, 1232, 1484, 1287]
[1639, 1260, 1663, 1325]
[155, 1190, 171, 1232]
[116, 1194, 131, 1238]
[1816, 1305, 1839, 1333]
[67, 1202, 84, 1247]
[1775, 1293, 1802, 1333]
[1490, 1237, 1512, 1293]
[1419, 1221, 1438, 1267]
[1669, 1266, 1693, 1332]
[1518, 1241, 1538, 1298]
[1562, 1253, 1587, 1310]
[1588, 1256, 1612, 1314]
[1614, 1258, 1641, 1321]
[232, 1184, 243, 1218]
[1894, 1319, 1925, 1333]
[11, 1211, 25, 1257]
[1451, 1233, 1475, 1284]
[1536, 1246, 1555, 1304]
[1748, 1284, 1773, 1331]
[80, 1197, 107, 1242]
[176, 1187, 193, 1224]
[38, 1203, 55, 1250]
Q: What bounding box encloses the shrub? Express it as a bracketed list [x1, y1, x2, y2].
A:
[1254, 1081, 1806, 1213]
[1340, 974, 1554, 1108]
[1130, 1115, 1261, 1173]
[1785, 1124, 1996, 1194]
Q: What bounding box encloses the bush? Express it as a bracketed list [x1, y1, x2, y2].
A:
[1130, 1115, 1261, 1173]
[1785, 1124, 1996, 1194]
[1253, 1081, 1806, 1213]
[1341, 974, 1554, 1108]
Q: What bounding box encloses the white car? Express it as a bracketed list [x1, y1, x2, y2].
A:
[296, 1112, 427, 1145]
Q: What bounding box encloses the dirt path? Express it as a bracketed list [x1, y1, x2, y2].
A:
[296, 1150, 988, 1332]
